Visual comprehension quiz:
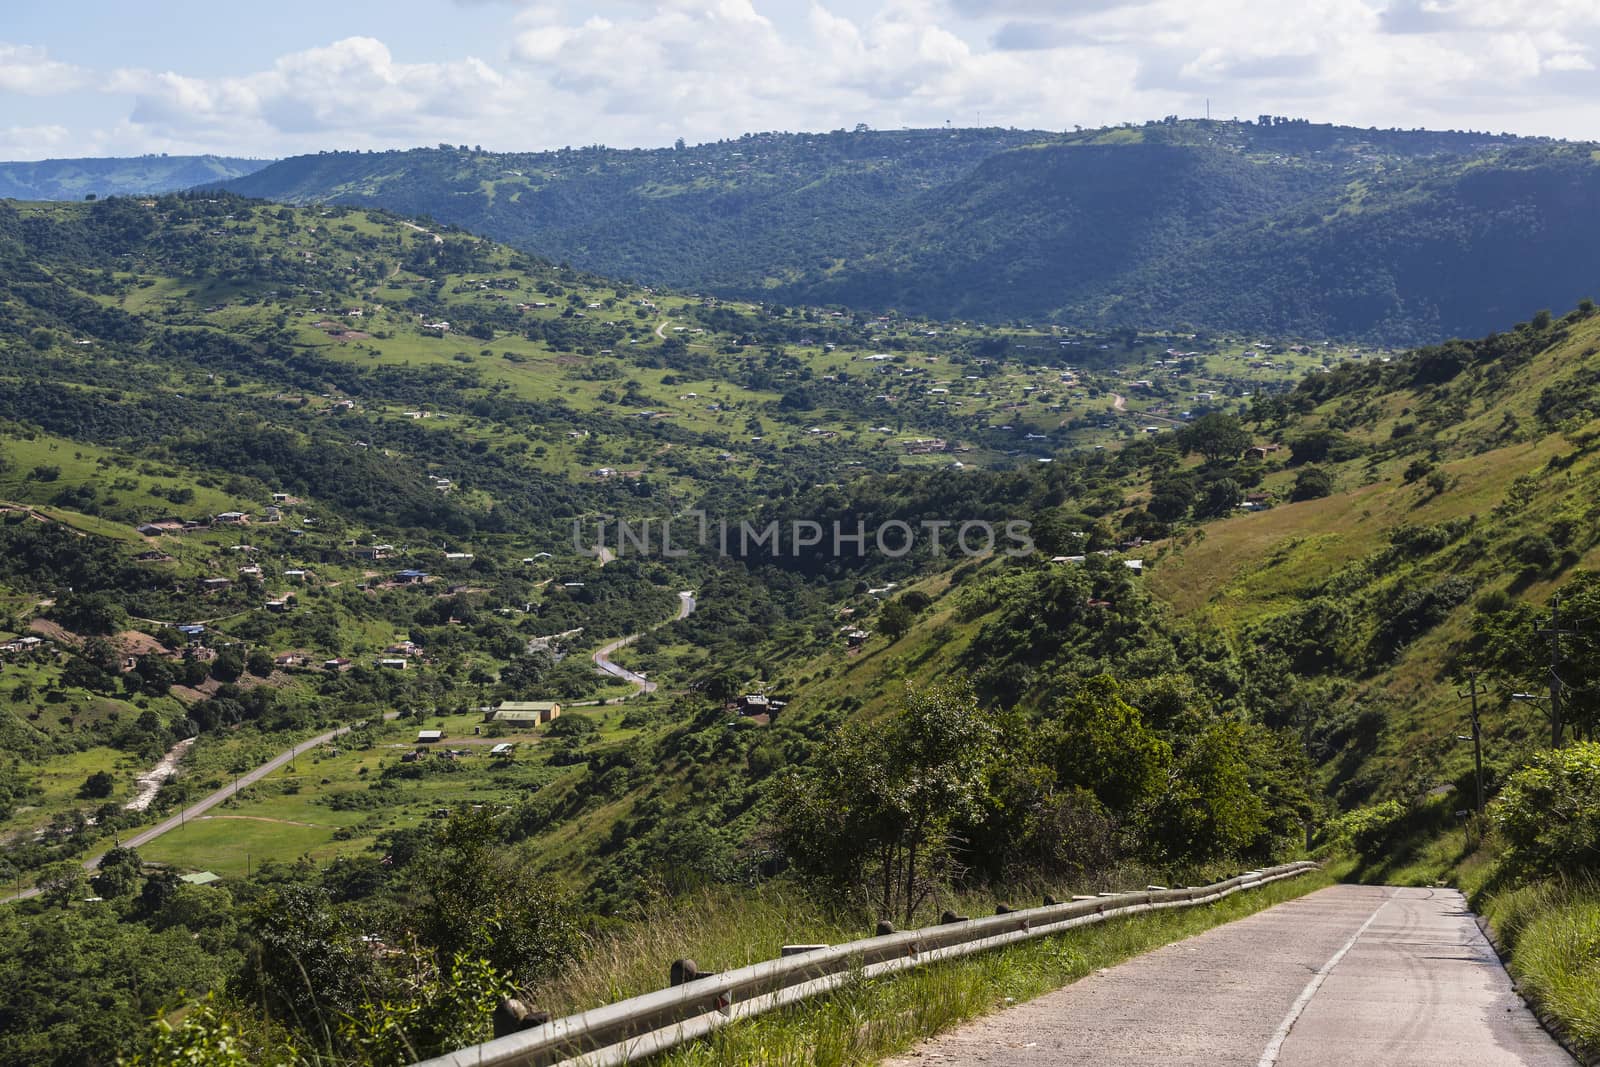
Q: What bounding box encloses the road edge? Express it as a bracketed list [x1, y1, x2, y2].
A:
[1474, 913, 1596, 1066]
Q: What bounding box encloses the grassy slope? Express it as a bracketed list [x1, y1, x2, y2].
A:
[1147, 314, 1600, 803]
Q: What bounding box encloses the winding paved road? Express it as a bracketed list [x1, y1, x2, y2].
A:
[589, 590, 695, 700]
[3, 712, 397, 903]
[884, 884, 1571, 1067]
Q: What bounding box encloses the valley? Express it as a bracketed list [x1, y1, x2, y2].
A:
[2, 155, 1599, 1066]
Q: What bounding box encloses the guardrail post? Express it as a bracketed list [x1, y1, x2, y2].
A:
[492, 998, 549, 1038]
[670, 958, 715, 986]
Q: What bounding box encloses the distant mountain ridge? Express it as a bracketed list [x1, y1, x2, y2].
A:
[0, 155, 273, 200]
[219, 119, 1600, 342]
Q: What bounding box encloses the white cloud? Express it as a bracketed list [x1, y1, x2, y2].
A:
[110, 37, 518, 150]
[0, 43, 87, 95]
[12, 2, 1600, 158]
[0, 124, 73, 159]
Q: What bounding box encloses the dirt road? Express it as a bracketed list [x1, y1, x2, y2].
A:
[884, 884, 1571, 1066]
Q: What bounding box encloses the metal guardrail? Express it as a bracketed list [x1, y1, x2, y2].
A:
[415, 860, 1319, 1067]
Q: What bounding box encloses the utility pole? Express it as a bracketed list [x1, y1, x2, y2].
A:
[1456, 672, 1486, 816]
[1536, 593, 1580, 746]
[1300, 701, 1316, 851]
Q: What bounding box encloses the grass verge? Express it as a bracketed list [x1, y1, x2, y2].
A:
[1478, 875, 1600, 1061]
[590, 868, 1333, 1067]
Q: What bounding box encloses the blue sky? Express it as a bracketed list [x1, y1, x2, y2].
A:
[4, 0, 1599, 160]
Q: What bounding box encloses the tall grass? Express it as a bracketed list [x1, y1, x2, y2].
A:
[536, 870, 1330, 1067]
[1480, 876, 1600, 1059]
[543, 887, 865, 1013]
[543, 861, 1234, 1013]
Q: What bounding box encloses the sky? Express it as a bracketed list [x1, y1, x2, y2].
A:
[4, 0, 1600, 161]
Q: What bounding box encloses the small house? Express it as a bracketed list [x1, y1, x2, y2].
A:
[490, 701, 562, 724]
[416, 730, 444, 743]
[378, 658, 408, 670]
[737, 694, 771, 714]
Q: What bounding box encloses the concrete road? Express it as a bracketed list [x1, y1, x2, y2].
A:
[589, 591, 695, 700]
[883, 885, 1571, 1067]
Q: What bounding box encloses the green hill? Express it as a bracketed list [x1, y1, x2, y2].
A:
[0, 155, 272, 200]
[6, 188, 1600, 1065]
[218, 120, 1600, 342]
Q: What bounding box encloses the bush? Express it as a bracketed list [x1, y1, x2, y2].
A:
[1495, 743, 1600, 881]
[1321, 799, 1407, 856]
[1291, 466, 1334, 501]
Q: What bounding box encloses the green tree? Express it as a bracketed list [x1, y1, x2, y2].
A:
[1148, 721, 1269, 863]
[1291, 466, 1334, 501]
[36, 861, 86, 908]
[211, 649, 245, 683]
[239, 883, 380, 1052]
[878, 598, 916, 641]
[774, 680, 999, 924]
[413, 808, 580, 986]
[1180, 413, 1250, 464]
[246, 649, 275, 677]
[1196, 477, 1243, 518]
[79, 770, 116, 799]
[1039, 675, 1170, 814]
[91, 845, 142, 898]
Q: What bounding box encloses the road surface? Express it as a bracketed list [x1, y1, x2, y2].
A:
[3, 712, 397, 903]
[590, 591, 695, 699]
[883, 884, 1571, 1067]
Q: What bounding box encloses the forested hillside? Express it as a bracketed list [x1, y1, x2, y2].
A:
[219, 119, 1600, 342]
[3, 190, 1598, 1065]
[0, 155, 271, 201]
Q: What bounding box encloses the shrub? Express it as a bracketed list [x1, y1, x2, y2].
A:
[1495, 743, 1600, 881]
[1321, 799, 1407, 856]
[1291, 466, 1333, 501]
